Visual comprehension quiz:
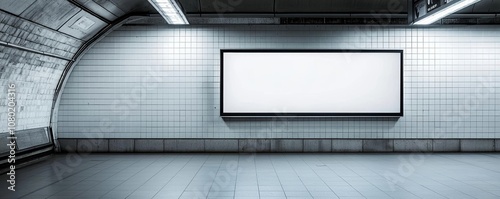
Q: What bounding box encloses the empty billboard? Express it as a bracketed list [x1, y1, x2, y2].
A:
[221, 50, 403, 117]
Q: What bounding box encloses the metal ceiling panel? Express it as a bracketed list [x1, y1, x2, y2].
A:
[276, 0, 406, 13]
[58, 10, 107, 41]
[456, 4, 475, 14]
[353, 0, 396, 13]
[276, 0, 354, 13]
[492, 0, 500, 12]
[200, 0, 274, 13]
[0, 0, 36, 15]
[472, 0, 500, 13]
[20, 0, 81, 30]
[471, 0, 492, 12]
[75, 0, 119, 21]
[93, 0, 126, 16]
[179, 0, 201, 13]
[103, 0, 155, 15]
[189, 17, 279, 24]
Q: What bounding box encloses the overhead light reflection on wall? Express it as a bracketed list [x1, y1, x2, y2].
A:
[148, 0, 189, 25]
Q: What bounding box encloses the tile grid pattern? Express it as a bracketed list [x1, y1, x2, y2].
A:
[57, 25, 500, 139]
[0, 10, 82, 131]
[2, 154, 500, 199]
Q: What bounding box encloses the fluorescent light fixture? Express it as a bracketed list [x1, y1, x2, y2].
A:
[148, 0, 189, 25]
[414, 0, 481, 25]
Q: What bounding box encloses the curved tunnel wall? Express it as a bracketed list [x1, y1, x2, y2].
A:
[0, 10, 82, 153]
[0, 10, 81, 131]
[57, 25, 500, 142]
[0, 0, 132, 154]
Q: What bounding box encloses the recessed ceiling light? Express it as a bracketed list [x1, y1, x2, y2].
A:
[414, 0, 481, 25]
[148, 0, 189, 25]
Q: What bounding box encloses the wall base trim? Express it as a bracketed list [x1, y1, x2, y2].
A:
[56, 138, 500, 153]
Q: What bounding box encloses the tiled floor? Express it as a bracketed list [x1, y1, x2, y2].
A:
[1, 153, 500, 199]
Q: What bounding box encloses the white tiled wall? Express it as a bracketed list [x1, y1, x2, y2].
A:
[0, 11, 79, 132]
[0, 46, 68, 131]
[57, 25, 500, 139]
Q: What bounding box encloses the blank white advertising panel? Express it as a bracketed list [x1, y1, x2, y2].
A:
[221, 50, 403, 117]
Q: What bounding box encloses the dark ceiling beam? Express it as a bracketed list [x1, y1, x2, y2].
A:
[186, 12, 408, 15]
[0, 40, 73, 62]
[186, 12, 409, 20]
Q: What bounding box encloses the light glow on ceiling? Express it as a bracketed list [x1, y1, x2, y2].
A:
[148, 0, 189, 25]
[414, 0, 481, 25]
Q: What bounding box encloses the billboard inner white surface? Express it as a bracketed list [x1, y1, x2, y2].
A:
[221, 51, 402, 116]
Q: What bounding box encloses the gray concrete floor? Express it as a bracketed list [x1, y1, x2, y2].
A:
[1, 153, 500, 199]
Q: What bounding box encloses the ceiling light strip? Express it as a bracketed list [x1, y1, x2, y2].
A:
[414, 0, 481, 25]
[148, 0, 189, 25]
